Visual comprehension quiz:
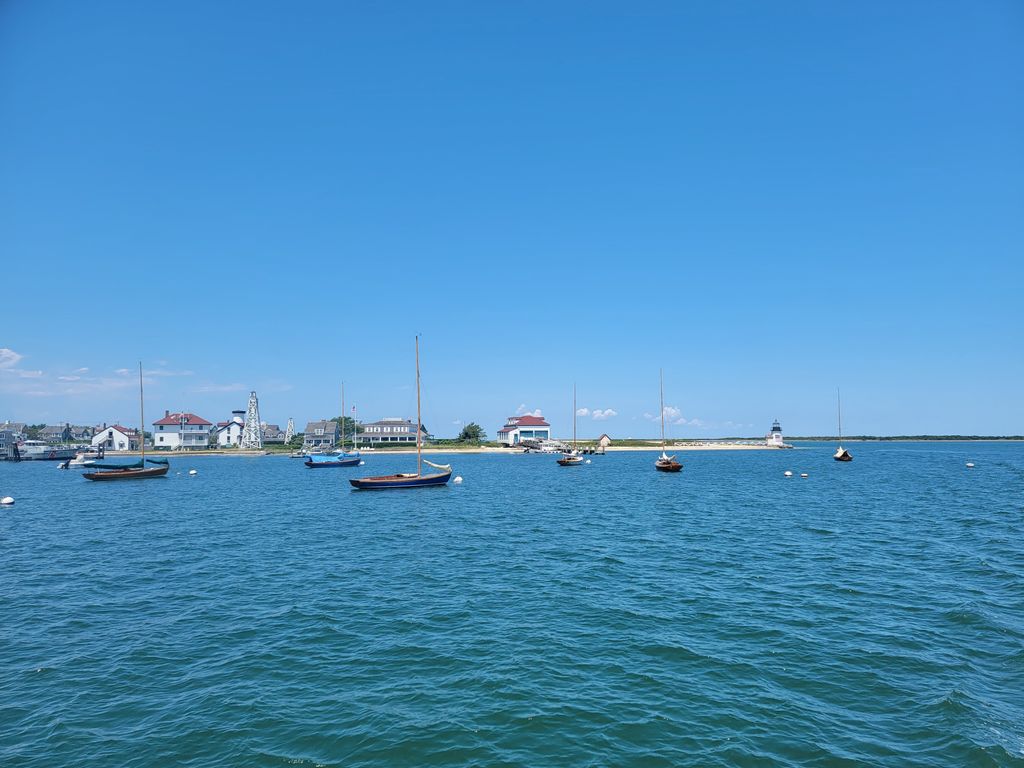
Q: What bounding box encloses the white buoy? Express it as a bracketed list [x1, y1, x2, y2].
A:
[784, 471, 793, 477]
[800, 473, 808, 478]
[453, 476, 463, 484]
[359, 461, 365, 466]
[188, 469, 197, 476]
[1, 496, 14, 506]
[585, 459, 592, 464]
[966, 462, 975, 468]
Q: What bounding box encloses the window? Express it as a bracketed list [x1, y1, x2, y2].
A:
[159, 436, 164, 443]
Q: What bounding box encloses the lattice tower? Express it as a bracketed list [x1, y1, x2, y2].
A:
[240, 391, 263, 449]
[284, 418, 295, 444]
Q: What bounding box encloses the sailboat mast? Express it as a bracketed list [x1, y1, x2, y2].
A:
[416, 335, 422, 476]
[837, 388, 843, 444]
[341, 382, 345, 450]
[139, 361, 145, 461]
[573, 384, 577, 450]
[660, 369, 666, 449]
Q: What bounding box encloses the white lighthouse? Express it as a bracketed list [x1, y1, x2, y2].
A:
[767, 419, 784, 447]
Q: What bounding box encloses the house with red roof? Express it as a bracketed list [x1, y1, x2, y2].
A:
[496, 414, 551, 446]
[152, 410, 213, 450]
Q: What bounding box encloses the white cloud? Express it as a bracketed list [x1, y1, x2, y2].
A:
[452, 419, 463, 425]
[592, 408, 617, 420]
[576, 407, 590, 417]
[516, 404, 543, 417]
[149, 368, 194, 377]
[74, 367, 89, 374]
[0, 348, 24, 368]
[58, 375, 81, 381]
[115, 368, 131, 376]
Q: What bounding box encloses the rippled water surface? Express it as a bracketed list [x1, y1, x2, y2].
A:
[2, 442, 1022, 766]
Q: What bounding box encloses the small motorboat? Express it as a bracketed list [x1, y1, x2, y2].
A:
[305, 452, 360, 468]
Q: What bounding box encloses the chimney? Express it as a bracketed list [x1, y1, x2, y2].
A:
[165, 410, 170, 417]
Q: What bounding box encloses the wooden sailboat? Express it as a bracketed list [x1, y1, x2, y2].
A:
[305, 382, 361, 467]
[83, 362, 170, 481]
[349, 337, 452, 489]
[557, 385, 584, 466]
[655, 369, 682, 472]
[833, 388, 853, 462]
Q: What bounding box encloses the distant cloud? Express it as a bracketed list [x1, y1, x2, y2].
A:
[452, 419, 463, 425]
[115, 368, 131, 376]
[576, 407, 590, 417]
[57, 375, 81, 381]
[516, 403, 543, 417]
[74, 367, 89, 374]
[149, 368, 194, 377]
[592, 408, 617, 420]
[0, 348, 24, 368]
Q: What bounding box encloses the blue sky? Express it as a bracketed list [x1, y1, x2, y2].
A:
[2, 1, 1021, 437]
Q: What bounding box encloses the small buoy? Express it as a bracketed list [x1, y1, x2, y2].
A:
[359, 460, 365, 466]
[966, 462, 975, 468]
[453, 476, 463, 484]
[784, 471, 793, 477]
[1, 496, 14, 505]
[585, 459, 592, 464]
[800, 473, 808, 478]
[188, 469, 197, 476]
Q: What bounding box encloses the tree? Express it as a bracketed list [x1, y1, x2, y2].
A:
[457, 422, 486, 443]
[329, 416, 361, 448]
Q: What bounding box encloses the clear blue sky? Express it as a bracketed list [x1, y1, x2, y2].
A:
[2, 1, 1021, 437]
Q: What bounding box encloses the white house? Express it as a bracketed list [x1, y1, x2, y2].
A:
[214, 410, 246, 447]
[496, 414, 551, 446]
[92, 425, 139, 452]
[766, 419, 784, 447]
[359, 417, 428, 445]
[152, 411, 213, 450]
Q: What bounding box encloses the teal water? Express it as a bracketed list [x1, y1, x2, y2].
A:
[1, 443, 1022, 766]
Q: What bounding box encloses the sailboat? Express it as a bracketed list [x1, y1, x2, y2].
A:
[557, 385, 584, 466]
[83, 363, 170, 481]
[349, 336, 452, 489]
[305, 382, 361, 468]
[833, 388, 853, 462]
[655, 370, 682, 472]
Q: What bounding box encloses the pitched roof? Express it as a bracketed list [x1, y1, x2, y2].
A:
[499, 415, 550, 430]
[304, 420, 339, 432]
[98, 425, 137, 436]
[153, 412, 212, 426]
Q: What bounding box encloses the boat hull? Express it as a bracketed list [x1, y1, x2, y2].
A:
[83, 465, 170, 481]
[834, 453, 853, 462]
[655, 461, 683, 472]
[305, 456, 360, 468]
[349, 470, 451, 490]
[557, 458, 583, 466]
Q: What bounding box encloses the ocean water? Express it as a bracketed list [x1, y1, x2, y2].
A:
[1, 442, 1022, 767]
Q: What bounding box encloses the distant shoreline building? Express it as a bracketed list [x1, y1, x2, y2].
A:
[496, 415, 551, 446]
[360, 417, 428, 446]
[766, 419, 791, 448]
[153, 411, 213, 450]
[214, 410, 246, 447]
[303, 420, 340, 450]
[92, 425, 139, 452]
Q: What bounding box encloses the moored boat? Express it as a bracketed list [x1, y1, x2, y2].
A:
[84, 362, 169, 481]
[834, 388, 853, 462]
[350, 336, 452, 490]
[557, 385, 584, 466]
[18, 441, 77, 461]
[305, 383, 361, 468]
[655, 369, 683, 472]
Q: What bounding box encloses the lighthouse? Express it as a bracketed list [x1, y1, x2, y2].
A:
[767, 419, 784, 447]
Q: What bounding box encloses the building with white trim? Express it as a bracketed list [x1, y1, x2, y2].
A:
[153, 411, 213, 450]
[92, 425, 140, 452]
[496, 415, 551, 446]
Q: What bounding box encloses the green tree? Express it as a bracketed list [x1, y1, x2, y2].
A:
[329, 416, 361, 448]
[457, 422, 486, 443]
